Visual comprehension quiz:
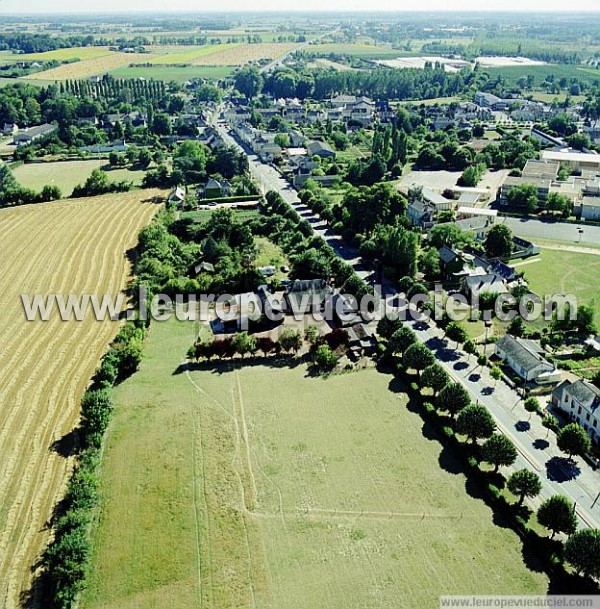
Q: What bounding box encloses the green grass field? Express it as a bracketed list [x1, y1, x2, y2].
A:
[83, 318, 547, 609]
[12, 160, 146, 195]
[483, 64, 600, 88]
[16, 46, 113, 62]
[110, 64, 233, 81]
[521, 247, 600, 321]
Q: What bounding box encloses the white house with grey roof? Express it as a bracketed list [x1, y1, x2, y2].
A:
[495, 334, 561, 384]
[552, 379, 600, 443]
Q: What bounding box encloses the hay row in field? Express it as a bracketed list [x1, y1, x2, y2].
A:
[0, 190, 163, 609]
[22, 51, 154, 81]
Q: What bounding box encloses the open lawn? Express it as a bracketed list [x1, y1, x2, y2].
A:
[0, 189, 162, 609]
[12, 160, 146, 195]
[83, 318, 547, 609]
[520, 247, 600, 322]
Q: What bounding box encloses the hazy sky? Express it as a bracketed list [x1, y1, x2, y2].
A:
[2, 0, 600, 14]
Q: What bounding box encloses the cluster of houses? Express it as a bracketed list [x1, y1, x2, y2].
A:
[210, 277, 376, 357]
[438, 244, 532, 301]
[225, 94, 387, 130]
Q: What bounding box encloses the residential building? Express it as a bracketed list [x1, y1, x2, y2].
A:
[306, 140, 336, 159]
[200, 178, 231, 199]
[464, 273, 509, 302]
[283, 279, 332, 314]
[552, 379, 600, 443]
[495, 334, 561, 384]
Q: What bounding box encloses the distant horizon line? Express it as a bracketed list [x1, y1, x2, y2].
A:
[3, 9, 600, 15]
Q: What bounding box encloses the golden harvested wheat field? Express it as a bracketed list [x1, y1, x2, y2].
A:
[191, 42, 299, 65]
[0, 190, 162, 608]
[23, 52, 154, 81]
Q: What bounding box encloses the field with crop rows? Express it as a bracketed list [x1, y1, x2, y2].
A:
[191, 42, 299, 65]
[146, 43, 241, 65]
[23, 51, 154, 81]
[0, 190, 163, 609]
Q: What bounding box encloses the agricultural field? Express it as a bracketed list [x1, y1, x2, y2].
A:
[83, 318, 547, 609]
[22, 51, 154, 81]
[146, 43, 242, 65]
[0, 189, 163, 609]
[305, 43, 408, 59]
[191, 42, 299, 66]
[12, 160, 146, 195]
[482, 64, 600, 88]
[110, 64, 234, 81]
[16, 46, 114, 62]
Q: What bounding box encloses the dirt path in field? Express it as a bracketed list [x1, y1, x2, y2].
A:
[0, 190, 163, 609]
[541, 243, 600, 256]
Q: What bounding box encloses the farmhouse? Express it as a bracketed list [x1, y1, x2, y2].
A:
[495, 334, 560, 384]
[552, 379, 600, 443]
[13, 123, 57, 147]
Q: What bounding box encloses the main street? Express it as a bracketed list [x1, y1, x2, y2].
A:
[211, 113, 600, 529]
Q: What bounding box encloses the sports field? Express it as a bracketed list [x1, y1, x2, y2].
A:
[13, 160, 146, 194]
[0, 190, 162, 609]
[521, 247, 600, 320]
[83, 319, 546, 609]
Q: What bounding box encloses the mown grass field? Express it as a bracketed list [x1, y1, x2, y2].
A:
[520, 247, 600, 321]
[12, 160, 146, 195]
[0, 189, 163, 609]
[83, 318, 547, 609]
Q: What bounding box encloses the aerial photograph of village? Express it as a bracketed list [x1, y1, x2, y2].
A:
[1, 1, 600, 608]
